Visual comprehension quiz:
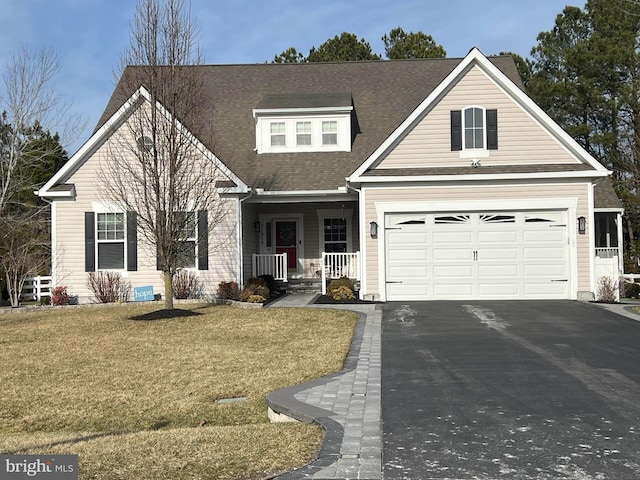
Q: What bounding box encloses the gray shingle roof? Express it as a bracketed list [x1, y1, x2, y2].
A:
[255, 92, 352, 110]
[95, 56, 526, 192]
[594, 177, 623, 210]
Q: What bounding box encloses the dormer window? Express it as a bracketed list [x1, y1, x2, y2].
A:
[322, 121, 338, 145]
[296, 121, 312, 146]
[270, 122, 286, 147]
[253, 92, 353, 154]
[451, 107, 498, 157]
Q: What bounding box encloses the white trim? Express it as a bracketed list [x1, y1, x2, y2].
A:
[38, 86, 248, 198]
[374, 197, 579, 302]
[352, 170, 608, 184]
[588, 183, 595, 295]
[359, 186, 367, 299]
[253, 105, 353, 117]
[51, 202, 57, 287]
[349, 48, 609, 182]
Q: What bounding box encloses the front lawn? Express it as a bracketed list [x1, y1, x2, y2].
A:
[0, 304, 357, 479]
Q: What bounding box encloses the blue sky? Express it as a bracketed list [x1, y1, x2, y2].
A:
[0, 0, 577, 155]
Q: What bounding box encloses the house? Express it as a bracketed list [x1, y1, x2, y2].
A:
[37, 48, 623, 303]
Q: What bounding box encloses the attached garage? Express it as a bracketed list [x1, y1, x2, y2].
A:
[384, 210, 570, 300]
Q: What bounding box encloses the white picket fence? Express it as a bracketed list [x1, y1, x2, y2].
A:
[20, 275, 53, 302]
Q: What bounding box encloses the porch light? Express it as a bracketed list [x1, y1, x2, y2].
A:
[369, 221, 378, 238]
[254, 221, 261, 234]
[577, 216, 586, 234]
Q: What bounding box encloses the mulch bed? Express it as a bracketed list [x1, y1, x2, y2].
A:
[130, 309, 204, 321]
[313, 295, 379, 305]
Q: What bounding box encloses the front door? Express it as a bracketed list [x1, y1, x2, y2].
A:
[275, 220, 298, 270]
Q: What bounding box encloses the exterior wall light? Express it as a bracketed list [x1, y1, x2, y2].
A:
[577, 216, 586, 235]
[254, 221, 261, 234]
[370, 221, 378, 238]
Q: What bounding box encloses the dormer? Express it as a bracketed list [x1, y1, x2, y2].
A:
[253, 92, 353, 154]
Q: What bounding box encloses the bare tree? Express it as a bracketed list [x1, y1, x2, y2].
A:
[0, 46, 78, 306]
[98, 0, 229, 310]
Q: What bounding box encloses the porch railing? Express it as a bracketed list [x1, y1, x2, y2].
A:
[322, 251, 360, 295]
[252, 253, 288, 282]
[21, 275, 53, 302]
[595, 247, 619, 259]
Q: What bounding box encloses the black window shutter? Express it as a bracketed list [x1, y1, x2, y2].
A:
[126, 211, 137, 271]
[450, 110, 462, 151]
[197, 210, 209, 270]
[84, 212, 95, 272]
[487, 109, 498, 150]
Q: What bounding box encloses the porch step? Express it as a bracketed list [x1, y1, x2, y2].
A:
[280, 278, 322, 294]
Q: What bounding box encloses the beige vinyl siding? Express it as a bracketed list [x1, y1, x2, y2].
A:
[53, 120, 240, 303]
[376, 65, 581, 170]
[362, 182, 591, 299]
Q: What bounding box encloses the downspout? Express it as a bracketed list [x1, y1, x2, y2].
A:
[237, 188, 254, 287]
[345, 181, 365, 300]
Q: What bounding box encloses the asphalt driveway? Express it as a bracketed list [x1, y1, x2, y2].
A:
[382, 301, 640, 479]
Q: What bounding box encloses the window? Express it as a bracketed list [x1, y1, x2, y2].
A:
[97, 213, 125, 269]
[175, 212, 197, 269]
[322, 121, 338, 145]
[324, 218, 347, 253]
[451, 108, 498, 152]
[270, 122, 286, 147]
[464, 107, 484, 149]
[296, 121, 312, 146]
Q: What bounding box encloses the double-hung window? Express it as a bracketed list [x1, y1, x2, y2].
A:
[464, 107, 485, 149]
[323, 218, 347, 253]
[176, 211, 197, 269]
[96, 213, 125, 270]
[296, 121, 312, 146]
[270, 122, 286, 147]
[322, 121, 338, 145]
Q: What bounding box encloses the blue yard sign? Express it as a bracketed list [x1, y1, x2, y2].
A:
[133, 285, 154, 302]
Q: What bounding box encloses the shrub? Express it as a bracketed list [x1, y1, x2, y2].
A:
[87, 272, 129, 303]
[258, 274, 277, 294]
[172, 270, 202, 299]
[51, 286, 70, 306]
[596, 276, 618, 303]
[327, 276, 354, 293]
[327, 277, 355, 300]
[217, 281, 239, 300]
[246, 294, 266, 303]
[239, 281, 270, 302]
[329, 285, 355, 301]
[623, 281, 640, 299]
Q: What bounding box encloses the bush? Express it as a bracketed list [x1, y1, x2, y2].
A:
[246, 294, 266, 303]
[327, 276, 355, 293]
[596, 276, 618, 303]
[51, 286, 70, 306]
[87, 272, 129, 303]
[623, 281, 640, 299]
[329, 285, 355, 301]
[217, 281, 239, 300]
[172, 270, 202, 299]
[239, 280, 270, 302]
[327, 276, 355, 300]
[258, 274, 277, 294]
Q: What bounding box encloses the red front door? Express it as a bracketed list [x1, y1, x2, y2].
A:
[275, 221, 297, 270]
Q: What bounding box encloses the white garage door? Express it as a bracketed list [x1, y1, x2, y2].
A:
[385, 210, 570, 300]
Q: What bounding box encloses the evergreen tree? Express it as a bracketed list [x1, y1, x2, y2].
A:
[382, 27, 446, 59]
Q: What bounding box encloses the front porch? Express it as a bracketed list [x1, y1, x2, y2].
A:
[252, 251, 361, 294]
[241, 198, 361, 295]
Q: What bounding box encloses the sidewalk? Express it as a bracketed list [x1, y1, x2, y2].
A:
[266, 294, 382, 480]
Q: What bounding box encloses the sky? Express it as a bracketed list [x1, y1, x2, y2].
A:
[0, 0, 579, 155]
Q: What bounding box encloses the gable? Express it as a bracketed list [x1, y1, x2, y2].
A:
[38, 87, 246, 199]
[374, 64, 583, 171]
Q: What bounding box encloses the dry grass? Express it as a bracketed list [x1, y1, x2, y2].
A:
[0, 304, 357, 479]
